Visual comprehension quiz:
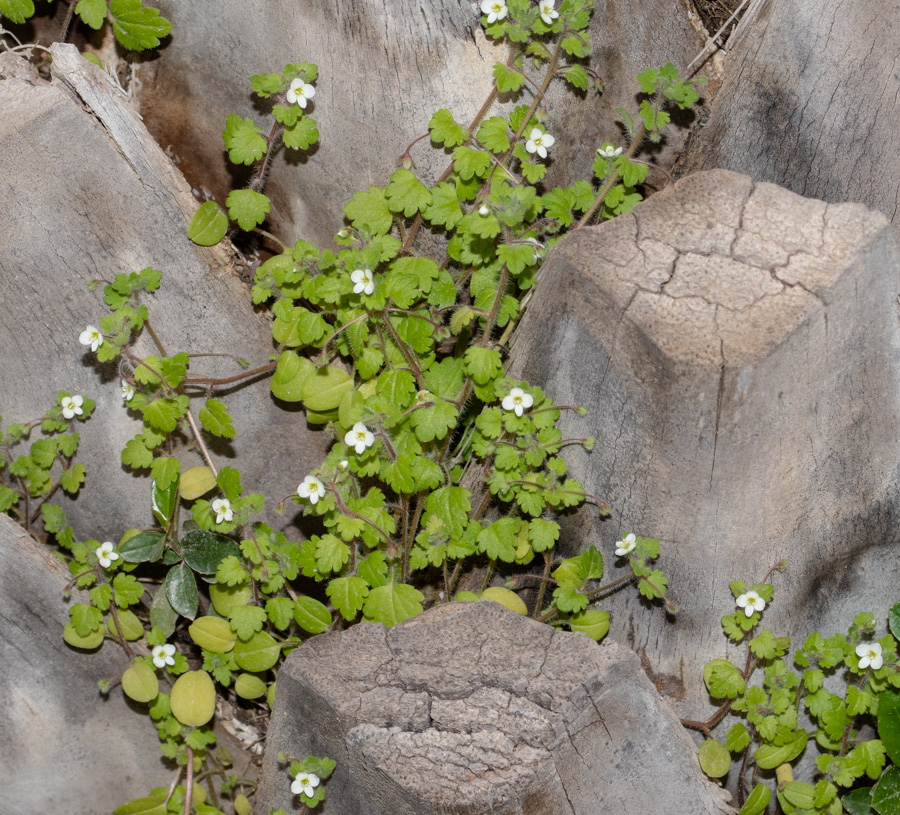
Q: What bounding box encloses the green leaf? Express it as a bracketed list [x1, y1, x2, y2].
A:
[423, 182, 463, 229]
[226, 189, 271, 231]
[150, 456, 180, 493]
[271, 351, 315, 402]
[577, 545, 604, 581]
[283, 115, 319, 150]
[143, 396, 188, 433]
[410, 399, 458, 443]
[703, 659, 746, 699]
[699, 738, 731, 778]
[164, 563, 199, 620]
[872, 766, 900, 815]
[363, 583, 424, 626]
[265, 597, 295, 631]
[75, 0, 106, 29]
[187, 201, 228, 246]
[122, 660, 159, 703]
[385, 168, 432, 217]
[528, 518, 559, 552]
[464, 346, 504, 386]
[233, 631, 281, 672]
[878, 689, 900, 767]
[60, 463, 86, 494]
[476, 116, 511, 153]
[724, 722, 751, 753]
[181, 530, 242, 574]
[358, 551, 388, 589]
[0, 0, 35, 24]
[344, 186, 393, 235]
[234, 673, 268, 700]
[302, 366, 353, 412]
[189, 616, 237, 653]
[563, 64, 589, 90]
[30, 438, 56, 468]
[568, 609, 610, 641]
[738, 783, 771, 815]
[70, 603, 103, 636]
[553, 586, 588, 614]
[112, 795, 167, 815]
[327, 576, 370, 621]
[293, 596, 332, 634]
[477, 519, 519, 562]
[493, 62, 526, 93]
[754, 729, 807, 769]
[109, 0, 171, 50]
[222, 113, 267, 166]
[199, 398, 236, 438]
[429, 108, 469, 147]
[453, 146, 492, 181]
[113, 573, 145, 607]
[228, 605, 268, 641]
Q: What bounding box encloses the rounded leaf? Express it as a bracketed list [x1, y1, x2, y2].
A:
[189, 616, 237, 653]
[306, 407, 340, 425]
[170, 670, 217, 726]
[569, 609, 610, 641]
[111, 795, 167, 815]
[234, 794, 252, 815]
[209, 582, 253, 617]
[119, 532, 165, 564]
[481, 587, 527, 615]
[234, 672, 268, 700]
[271, 351, 314, 402]
[878, 688, 900, 767]
[703, 658, 746, 699]
[338, 387, 364, 430]
[301, 365, 353, 412]
[179, 466, 217, 500]
[122, 660, 159, 703]
[233, 631, 281, 672]
[267, 681, 276, 709]
[164, 562, 199, 619]
[754, 730, 807, 769]
[699, 738, 731, 778]
[181, 530, 242, 574]
[106, 609, 145, 641]
[738, 783, 771, 815]
[454, 591, 481, 602]
[873, 766, 900, 814]
[188, 201, 228, 246]
[63, 621, 105, 649]
[293, 596, 332, 634]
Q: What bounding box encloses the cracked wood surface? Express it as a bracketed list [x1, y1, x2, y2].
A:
[505, 170, 900, 748]
[0, 44, 330, 540]
[256, 602, 735, 814]
[677, 0, 900, 237]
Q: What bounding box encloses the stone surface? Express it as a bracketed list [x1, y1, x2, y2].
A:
[256, 601, 734, 814]
[504, 169, 900, 728]
[677, 0, 900, 237]
[135, 0, 705, 248]
[0, 45, 330, 541]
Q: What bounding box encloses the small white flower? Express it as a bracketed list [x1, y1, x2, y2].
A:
[61, 395, 84, 420]
[597, 143, 623, 159]
[211, 497, 234, 524]
[856, 641, 884, 671]
[79, 325, 104, 352]
[480, 0, 508, 23]
[501, 387, 534, 417]
[478, 204, 491, 216]
[538, 0, 559, 25]
[121, 380, 135, 402]
[151, 643, 176, 669]
[95, 541, 119, 568]
[615, 533, 636, 557]
[338, 459, 349, 470]
[286, 78, 315, 109]
[735, 590, 765, 618]
[291, 771, 320, 798]
[345, 422, 375, 455]
[351, 268, 375, 296]
[525, 127, 555, 160]
[297, 475, 326, 504]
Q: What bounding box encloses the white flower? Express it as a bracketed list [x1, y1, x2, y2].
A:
[79, 325, 104, 352]
[538, 0, 559, 25]
[95, 541, 119, 568]
[615, 533, 636, 557]
[121, 380, 135, 402]
[501, 387, 534, 417]
[597, 143, 623, 159]
[297, 475, 326, 504]
[345, 422, 375, 455]
[338, 459, 349, 470]
[525, 127, 555, 159]
[151, 643, 176, 669]
[61, 394, 84, 420]
[291, 771, 320, 798]
[351, 268, 375, 296]
[856, 642, 884, 671]
[481, 0, 508, 23]
[286, 78, 315, 109]
[211, 497, 234, 524]
[735, 590, 765, 617]
[478, 204, 491, 216]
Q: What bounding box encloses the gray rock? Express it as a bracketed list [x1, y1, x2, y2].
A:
[256, 601, 734, 814]
[0, 45, 330, 541]
[504, 169, 900, 730]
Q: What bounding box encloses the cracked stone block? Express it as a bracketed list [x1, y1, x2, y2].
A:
[0, 46, 330, 540]
[504, 169, 900, 739]
[255, 601, 734, 815]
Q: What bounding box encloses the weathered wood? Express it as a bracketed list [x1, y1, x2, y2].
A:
[136, 0, 706, 247]
[0, 45, 330, 540]
[677, 0, 900, 236]
[506, 169, 900, 728]
[256, 601, 735, 814]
